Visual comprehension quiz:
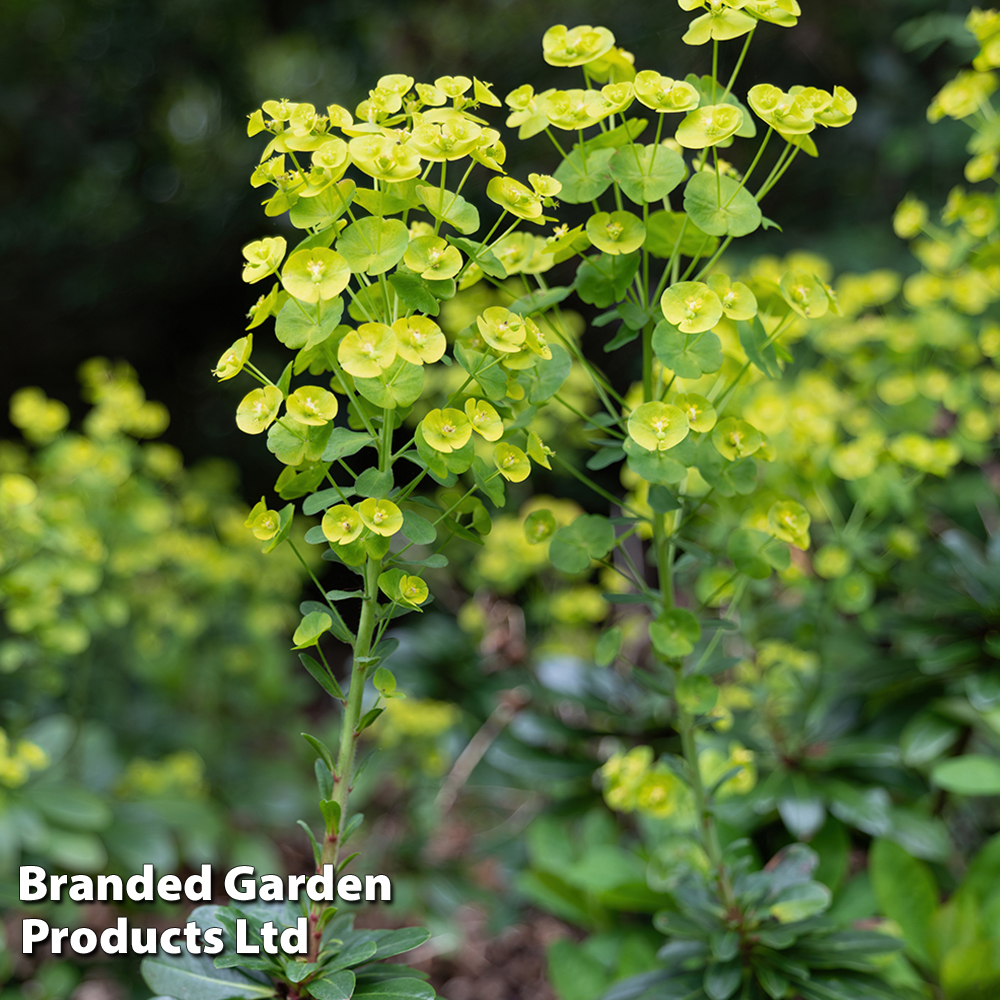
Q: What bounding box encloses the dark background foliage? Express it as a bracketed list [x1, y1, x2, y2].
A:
[0, 0, 976, 495]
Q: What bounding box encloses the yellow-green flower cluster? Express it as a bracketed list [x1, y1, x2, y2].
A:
[0, 364, 308, 695]
[0, 729, 48, 788]
[117, 751, 207, 800]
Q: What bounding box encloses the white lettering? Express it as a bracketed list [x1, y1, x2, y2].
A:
[203, 927, 224, 955]
[338, 875, 362, 902]
[225, 866, 256, 902]
[126, 865, 153, 902]
[21, 918, 49, 953]
[287, 874, 307, 900]
[71, 928, 97, 954]
[100, 918, 128, 955]
[236, 918, 259, 954]
[157, 874, 182, 902]
[19, 867, 47, 902]
[280, 918, 308, 955]
[365, 874, 391, 902]
[259, 874, 284, 901]
[131, 927, 157, 954]
[97, 874, 123, 901]
[185, 865, 212, 901]
[307, 865, 335, 901]
[159, 928, 182, 955]
[69, 875, 93, 902]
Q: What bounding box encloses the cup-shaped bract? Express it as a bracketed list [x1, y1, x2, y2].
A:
[348, 134, 422, 182]
[767, 499, 811, 549]
[674, 393, 717, 433]
[634, 71, 700, 113]
[242, 236, 287, 284]
[587, 211, 646, 255]
[478, 307, 528, 354]
[399, 575, 430, 606]
[542, 24, 616, 67]
[707, 274, 758, 321]
[711, 417, 763, 460]
[408, 119, 483, 161]
[338, 323, 398, 377]
[465, 398, 504, 441]
[213, 335, 253, 381]
[236, 385, 283, 435]
[675, 104, 744, 148]
[779, 270, 829, 319]
[744, 0, 800, 27]
[358, 498, 404, 536]
[682, 4, 757, 45]
[421, 408, 473, 453]
[493, 442, 531, 482]
[628, 401, 690, 452]
[543, 89, 610, 130]
[748, 84, 815, 134]
[661, 281, 724, 333]
[282, 248, 351, 303]
[322, 504, 364, 545]
[286, 385, 338, 425]
[487, 176, 543, 220]
[392, 316, 447, 365]
[404, 236, 463, 280]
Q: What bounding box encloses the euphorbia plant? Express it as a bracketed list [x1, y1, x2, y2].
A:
[142, 4, 907, 999]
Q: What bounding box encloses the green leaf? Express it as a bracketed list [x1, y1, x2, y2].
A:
[595, 627, 623, 667]
[527, 343, 572, 404]
[307, 971, 357, 1000]
[650, 608, 701, 659]
[322, 428, 374, 462]
[609, 144, 686, 205]
[737, 316, 782, 379]
[648, 485, 682, 513]
[142, 949, 276, 999]
[727, 529, 789, 579]
[769, 881, 833, 923]
[389, 271, 440, 316]
[646, 210, 720, 259]
[703, 959, 742, 1000]
[900, 713, 962, 767]
[509, 286, 573, 317]
[931, 754, 1000, 795]
[683, 171, 762, 238]
[575, 253, 640, 308]
[453, 344, 506, 400]
[549, 514, 615, 573]
[354, 467, 394, 498]
[652, 322, 723, 378]
[869, 838, 937, 966]
[299, 653, 345, 700]
[288, 179, 355, 230]
[369, 927, 432, 959]
[676, 675, 717, 715]
[547, 939, 610, 1000]
[401, 510, 436, 545]
[473, 456, 505, 507]
[553, 147, 616, 203]
[447, 236, 507, 278]
[415, 184, 480, 234]
[624, 437, 686, 486]
[353, 357, 425, 409]
[292, 611, 332, 648]
[352, 979, 435, 1000]
[301, 733, 335, 773]
[336, 216, 409, 275]
[275, 297, 343, 350]
[27, 786, 111, 831]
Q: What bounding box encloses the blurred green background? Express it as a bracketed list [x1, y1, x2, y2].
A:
[0, 0, 977, 498]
